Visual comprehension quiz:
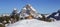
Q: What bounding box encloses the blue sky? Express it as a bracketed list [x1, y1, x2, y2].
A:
[0, 0, 60, 14]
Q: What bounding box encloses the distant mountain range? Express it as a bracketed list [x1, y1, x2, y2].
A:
[47, 10, 60, 20]
[0, 4, 60, 21]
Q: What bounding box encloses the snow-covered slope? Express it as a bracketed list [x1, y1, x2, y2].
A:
[6, 19, 60, 27]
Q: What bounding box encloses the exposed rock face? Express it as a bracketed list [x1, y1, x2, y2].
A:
[19, 4, 41, 19]
[47, 10, 60, 20]
[11, 8, 18, 15]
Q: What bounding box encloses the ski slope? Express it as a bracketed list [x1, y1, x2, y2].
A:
[6, 19, 60, 27]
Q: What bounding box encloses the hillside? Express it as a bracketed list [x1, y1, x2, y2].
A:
[6, 19, 60, 27]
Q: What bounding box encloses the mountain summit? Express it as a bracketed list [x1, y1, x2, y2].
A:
[22, 4, 36, 12]
[20, 4, 37, 14]
[19, 4, 41, 18]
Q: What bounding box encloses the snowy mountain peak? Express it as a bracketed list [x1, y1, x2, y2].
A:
[20, 4, 37, 14]
[22, 4, 36, 12]
[26, 4, 31, 7]
[11, 8, 18, 15]
[19, 4, 38, 18]
[13, 8, 17, 10]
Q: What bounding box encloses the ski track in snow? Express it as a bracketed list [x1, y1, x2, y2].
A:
[6, 19, 60, 27]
